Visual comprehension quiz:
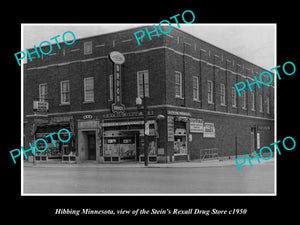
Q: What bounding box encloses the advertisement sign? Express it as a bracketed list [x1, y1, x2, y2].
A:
[189, 118, 204, 133]
[109, 51, 126, 113]
[167, 116, 174, 142]
[203, 122, 215, 138]
[33, 101, 49, 112]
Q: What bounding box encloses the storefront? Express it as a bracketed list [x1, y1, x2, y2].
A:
[101, 118, 158, 163]
[31, 116, 76, 162]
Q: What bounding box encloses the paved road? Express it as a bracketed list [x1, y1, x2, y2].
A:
[23, 163, 274, 194]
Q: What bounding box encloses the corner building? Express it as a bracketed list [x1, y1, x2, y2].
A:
[23, 26, 274, 163]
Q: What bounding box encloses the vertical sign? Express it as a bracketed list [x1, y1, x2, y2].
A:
[167, 116, 174, 142]
[109, 51, 125, 113]
[203, 122, 215, 138]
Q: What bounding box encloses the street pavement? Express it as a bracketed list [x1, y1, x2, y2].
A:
[23, 158, 275, 194]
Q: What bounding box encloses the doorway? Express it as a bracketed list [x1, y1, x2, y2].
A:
[87, 132, 96, 160]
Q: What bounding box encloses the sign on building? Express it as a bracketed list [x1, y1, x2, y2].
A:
[189, 118, 204, 133]
[203, 122, 215, 138]
[109, 51, 125, 113]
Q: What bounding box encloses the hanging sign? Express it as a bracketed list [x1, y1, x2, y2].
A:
[109, 51, 125, 113]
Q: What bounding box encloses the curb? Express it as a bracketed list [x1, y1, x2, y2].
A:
[23, 158, 274, 169]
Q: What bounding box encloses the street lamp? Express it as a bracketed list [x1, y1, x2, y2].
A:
[135, 74, 149, 166]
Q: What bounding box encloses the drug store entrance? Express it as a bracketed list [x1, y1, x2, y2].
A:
[102, 120, 157, 163]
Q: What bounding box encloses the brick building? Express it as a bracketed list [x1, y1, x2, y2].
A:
[23, 25, 274, 163]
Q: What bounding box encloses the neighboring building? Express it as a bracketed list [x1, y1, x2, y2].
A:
[23, 25, 274, 163]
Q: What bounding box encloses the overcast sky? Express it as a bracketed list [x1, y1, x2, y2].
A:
[22, 24, 275, 70]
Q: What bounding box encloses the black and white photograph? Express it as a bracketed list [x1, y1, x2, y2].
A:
[4, 5, 298, 222]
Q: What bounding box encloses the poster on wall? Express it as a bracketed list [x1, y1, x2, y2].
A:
[189, 118, 204, 133]
[203, 122, 215, 138]
[167, 116, 174, 142]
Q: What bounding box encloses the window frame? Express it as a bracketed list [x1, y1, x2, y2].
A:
[83, 77, 94, 103]
[39, 83, 47, 102]
[220, 83, 226, 106]
[175, 71, 183, 98]
[192, 76, 199, 101]
[207, 80, 213, 104]
[60, 80, 70, 105]
[137, 70, 149, 98]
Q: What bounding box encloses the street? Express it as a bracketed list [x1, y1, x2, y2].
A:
[23, 162, 274, 194]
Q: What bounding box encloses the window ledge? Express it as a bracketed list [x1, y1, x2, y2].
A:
[82, 101, 94, 104]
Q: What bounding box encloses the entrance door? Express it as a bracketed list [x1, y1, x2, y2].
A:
[88, 134, 96, 160]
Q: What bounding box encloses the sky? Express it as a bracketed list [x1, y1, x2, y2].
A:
[22, 24, 275, 70]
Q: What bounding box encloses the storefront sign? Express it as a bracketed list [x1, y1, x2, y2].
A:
[110, 51, 126, 114]
[103, 110, 154, 119]
[167, 116, 174, 142]
[102, 120, 155, 127]
[203, 122, 215, 138]
[167, 110, 191, 117]
[189, 118, 204, 133]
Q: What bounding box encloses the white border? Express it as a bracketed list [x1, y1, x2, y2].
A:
[21, 23, 277, 196]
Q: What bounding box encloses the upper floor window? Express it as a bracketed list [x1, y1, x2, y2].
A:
[137, 70, 149, 97]
[220, 83, 226, 106]
[266, 96, 270, 114]
[39, 83, 47, 102]
[84, 41, 92, 55]
[192, 76, 199, 101]
[207, 80, 213, 104]
[60, 80, 70, 104]
[84, 77, 94, 102]
[232, 87, 237, 107]
[251, 92, 255, 111]
[259, 94, 263, 112]
[241, 90, 247, 109]
[175, 71, 183, 98]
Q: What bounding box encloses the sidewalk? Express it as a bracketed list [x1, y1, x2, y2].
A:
[23, 157, 274, 168]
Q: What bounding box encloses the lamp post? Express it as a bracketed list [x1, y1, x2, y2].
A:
[136, 73, 148, 166]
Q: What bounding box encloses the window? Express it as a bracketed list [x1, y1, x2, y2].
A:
[220, 83, 226, 106]
[241, 90, 246, 109]
[207, 80, 213, 104]
[266, 96, 270, 114]
[137, 70, 149, 97]
[84, 77, 94, 102]
[39, 83, 47, 102]
[259, 94, 263, 112]
[175, 71, 183, 98]
[60, 80, 70, 104]
[232, 87, 237, 107]
[251, 92, 255, 111]
[109, 74, 113, 101]
[84, 41, 92, 55]
[192, 76, 199, 101]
